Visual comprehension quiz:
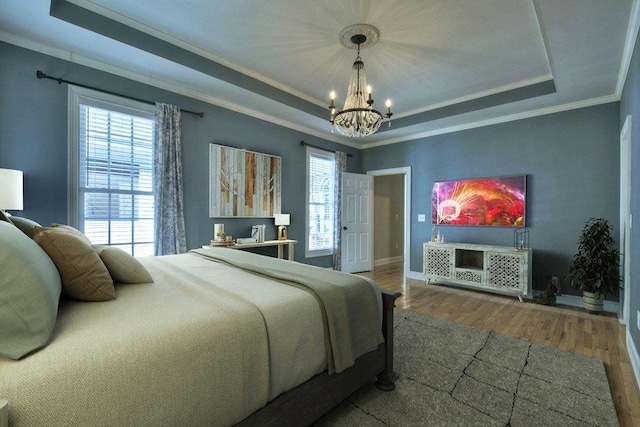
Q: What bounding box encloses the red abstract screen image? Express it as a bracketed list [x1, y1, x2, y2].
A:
[431, 176, 526, 226]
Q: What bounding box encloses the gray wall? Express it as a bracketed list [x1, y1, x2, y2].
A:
[619, 27, 640, 372]
[0, 41, 360, 267]
[362, 103, 621, 298]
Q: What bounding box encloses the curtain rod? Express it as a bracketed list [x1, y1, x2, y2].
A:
[300, 141, 353, 157]
[36, 70, 204, 118]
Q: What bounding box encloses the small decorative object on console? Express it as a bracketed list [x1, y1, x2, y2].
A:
[210, 239, 233, 247]
[513, 227, 529, 250]
[214, 223, 225, 241]
[251, 225, 266, 243]
[274, 214, 290, 240]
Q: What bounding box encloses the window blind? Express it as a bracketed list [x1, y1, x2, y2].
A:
[78, 104, 155, 256]
[307, 150, 335, 253]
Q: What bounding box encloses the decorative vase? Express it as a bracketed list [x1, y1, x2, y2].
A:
[583, 291, 604, 314]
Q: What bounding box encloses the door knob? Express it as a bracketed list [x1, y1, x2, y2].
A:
[343, 226, 348, 230]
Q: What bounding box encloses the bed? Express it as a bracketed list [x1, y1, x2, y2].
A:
[0, 219, 399, 426]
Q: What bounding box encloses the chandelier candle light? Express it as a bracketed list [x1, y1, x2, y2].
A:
[329, 24, 392, 138]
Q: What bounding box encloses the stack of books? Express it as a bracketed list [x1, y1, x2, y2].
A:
[251, 225, 266, 242]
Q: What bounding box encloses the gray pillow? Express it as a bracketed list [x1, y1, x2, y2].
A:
[9, 215, 41, 237]
[93, 245, 153, 284]
[0, 221, 62, 359]
[0, 210, 13, 224]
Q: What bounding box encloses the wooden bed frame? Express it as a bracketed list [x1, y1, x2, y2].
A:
[237, 288, 401, 426]
[0, 289, 400, 427]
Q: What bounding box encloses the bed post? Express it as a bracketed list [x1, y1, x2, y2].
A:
[375, 289, 401, 391]
[1, 399, 8, 427]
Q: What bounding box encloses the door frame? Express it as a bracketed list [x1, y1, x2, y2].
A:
[620, 115, 632, 324]
[367, 167, 411, 278]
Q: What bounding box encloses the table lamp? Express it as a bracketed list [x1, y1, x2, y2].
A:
[274, 214, 290, 240]
[0, 168, 24, 216]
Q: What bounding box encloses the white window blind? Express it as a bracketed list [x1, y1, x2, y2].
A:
[69, 86, 155, 257]
[306, 148, 335, 257]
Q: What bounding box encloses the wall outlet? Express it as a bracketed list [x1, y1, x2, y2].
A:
[418, 214, 426, 222]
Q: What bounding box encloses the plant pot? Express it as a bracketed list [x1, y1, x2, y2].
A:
[583, 291, 604, 314]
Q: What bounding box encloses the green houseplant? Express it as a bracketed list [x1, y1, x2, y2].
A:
[568, 217, 621, 314]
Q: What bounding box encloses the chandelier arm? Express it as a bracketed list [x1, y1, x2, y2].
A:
[333, 108, 383, 119]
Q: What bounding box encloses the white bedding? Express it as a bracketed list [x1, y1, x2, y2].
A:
[0, 252, 380, 426]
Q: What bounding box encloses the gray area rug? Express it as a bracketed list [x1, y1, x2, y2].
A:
[317, 308, 618, 426]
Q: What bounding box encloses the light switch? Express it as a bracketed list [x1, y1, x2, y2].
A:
[418, 214, 426, 222]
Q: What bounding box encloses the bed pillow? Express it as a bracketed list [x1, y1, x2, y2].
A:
[0, 221, 62, 359]
[51, 223, 92, 244]
[33, 226, 115, 301]
[0, 210, 13, 224]
[9, 215, 41, 237]
[93, 245, 153, 284]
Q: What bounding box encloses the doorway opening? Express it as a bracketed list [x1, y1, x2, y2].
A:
[367, 167, 411, 278]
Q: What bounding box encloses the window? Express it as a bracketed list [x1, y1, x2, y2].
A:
[69, 86, 155, 256]
[306, 147, 335, 257]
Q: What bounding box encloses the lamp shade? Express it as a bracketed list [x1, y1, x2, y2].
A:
[274, 214, 290, 226]
[0, 169, 23, 210]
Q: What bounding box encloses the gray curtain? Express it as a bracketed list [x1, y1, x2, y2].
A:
[154, 103, 187, 255]
[332, 151, 347, 270]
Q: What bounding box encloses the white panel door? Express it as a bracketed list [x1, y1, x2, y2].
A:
[341, 172, 373, 273]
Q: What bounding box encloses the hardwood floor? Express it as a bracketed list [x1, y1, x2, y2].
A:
[359, 262, 640, 427]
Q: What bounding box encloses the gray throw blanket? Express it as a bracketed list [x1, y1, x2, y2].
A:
[191, 248, 383, 374]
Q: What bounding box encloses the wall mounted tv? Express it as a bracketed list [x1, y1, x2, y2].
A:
[431, 175, 526, 227]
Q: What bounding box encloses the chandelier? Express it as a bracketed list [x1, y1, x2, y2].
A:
[329, 25, 392, 138]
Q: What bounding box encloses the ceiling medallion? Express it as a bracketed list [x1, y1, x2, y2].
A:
[329, 24, 392, 138]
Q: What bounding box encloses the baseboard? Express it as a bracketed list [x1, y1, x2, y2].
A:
[406, 271, 619, 313]
[374, 256, 403, 267]
[407, 270, 424, 281]
[555, 294, 619, 313]
[627, 330, 640, 397]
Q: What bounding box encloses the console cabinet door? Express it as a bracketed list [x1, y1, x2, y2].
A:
[486, 251, 526, 293]
[424, 245, 454, 281]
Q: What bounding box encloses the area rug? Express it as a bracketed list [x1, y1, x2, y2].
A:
[316, 308, 618, 426]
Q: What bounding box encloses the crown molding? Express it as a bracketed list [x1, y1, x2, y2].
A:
[616, 0, 640, 97]
[0, 32, 361, 149]
[361, 94, 619, 149]
[0, 29, 623, 153]
[65, 0, 326, 108]
[394, 74, 553, 120]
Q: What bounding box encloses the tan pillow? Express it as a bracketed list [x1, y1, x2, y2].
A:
[33, 227, 115, 301]
[51, 223, 92, 244]
[93, 245, 153, 284]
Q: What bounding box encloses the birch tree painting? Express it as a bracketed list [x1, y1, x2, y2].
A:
[209, 144, 281, 217]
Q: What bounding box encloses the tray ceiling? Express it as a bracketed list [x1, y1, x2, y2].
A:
[0, 0, 635, 147]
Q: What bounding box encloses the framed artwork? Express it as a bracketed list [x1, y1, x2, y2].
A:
[209, 144, 281, 217]
[431, 175, 526, 227]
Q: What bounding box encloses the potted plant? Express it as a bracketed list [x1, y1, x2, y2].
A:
[568, 217, 621, 314]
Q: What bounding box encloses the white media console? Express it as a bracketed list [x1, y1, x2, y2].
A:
[423, 242, 532, 300]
